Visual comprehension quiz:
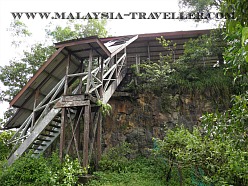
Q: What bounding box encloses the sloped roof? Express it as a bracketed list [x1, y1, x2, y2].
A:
[5, 35, 138, 128]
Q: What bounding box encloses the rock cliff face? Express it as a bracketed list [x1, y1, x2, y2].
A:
[102, 90, 224, 154]
[47, 71, 229, 157]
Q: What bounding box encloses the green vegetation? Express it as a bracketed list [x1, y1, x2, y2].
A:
[88, 142, 176, 186]
[134, 33, 233, 112]
[0, 131, 13, 162]
[136, 61, 233, 96]
[137, 0, 248, 185]
[96, 100, 112, 117]
[88, 157, 167, 186]
[153, 93, 248, 185]
[1, 0, 248, 185]
[135, 29, 231, 96]
[0, 152, 83, 186]
[128, 0, 248, 185]
[0, 132, 84, 186]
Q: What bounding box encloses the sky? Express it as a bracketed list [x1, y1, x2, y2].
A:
[0, 0, 218, 119]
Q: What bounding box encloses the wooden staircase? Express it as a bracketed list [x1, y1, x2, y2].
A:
[7, 35, 138, 167]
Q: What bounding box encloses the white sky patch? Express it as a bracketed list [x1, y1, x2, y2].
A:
[0, 0, 218, 119]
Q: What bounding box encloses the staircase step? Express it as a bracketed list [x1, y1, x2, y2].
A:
[45, 129, 59, 133]
[29, 146, 44, 151]
[34, 148, 44, 151]
[36, 138, 51, 142]
[49, 124, 61, 128]
[33, 142, 47, 146]
[53, 119, 61, 123]
[40, 134, 55, 138]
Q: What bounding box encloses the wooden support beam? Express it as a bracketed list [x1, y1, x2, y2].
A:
[86, 49, 93, 94]
[60, 103, 66, 161]
[63, 95, 85, 102]
[64, 53, 70, 95]
[55, 95, 90, 108]
[77, 60, 84, 94]
[83, 105, 90, 168]
[88, 110, 100, 163]
[65, 106, 84, 154]
[60, 53, 70, 162]
[66, 108, 81, 162]
[75, 107, 82, 151]
[67, 72, 88, 78]
[96, 113, 102, 169]
[56, 100, 90, 108]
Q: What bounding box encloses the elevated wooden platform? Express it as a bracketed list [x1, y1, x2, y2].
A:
[5, 29, 217, 168]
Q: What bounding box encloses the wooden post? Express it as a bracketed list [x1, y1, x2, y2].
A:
[75, 108, 81, 151]
[60, 53, 70, 162]
[86, 49, 93, 94]
[75, 61, 84, 150]
[88, 110, 99, 163]
[83, 50, 92, 167]
[83, 105, 90, 168]
[77, 60, 84, 94]
[96, 57, 104, 168]
[96, 113, 102, 168]
[60, 108, 66, 161]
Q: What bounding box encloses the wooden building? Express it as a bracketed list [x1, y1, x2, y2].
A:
[4, 29, 215, 168]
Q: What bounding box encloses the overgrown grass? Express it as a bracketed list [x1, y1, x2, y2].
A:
[87, 156, 208, 186]
[87, 157, 166, 186]
[87, 142, 206, 186]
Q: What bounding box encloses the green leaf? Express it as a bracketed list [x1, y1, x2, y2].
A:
[227, 20, 237, 34]
[241, 27, 248, 46]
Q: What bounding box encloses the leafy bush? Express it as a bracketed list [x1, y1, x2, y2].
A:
[96, 100, 112, 117]
[52, 154, 83, 186]
[99, 142, 135, 172]
[0, 152, 83, 186]
[0, 153, 53, 186]
[0, 131, 13, 161]
[153, 93, 248, 185]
